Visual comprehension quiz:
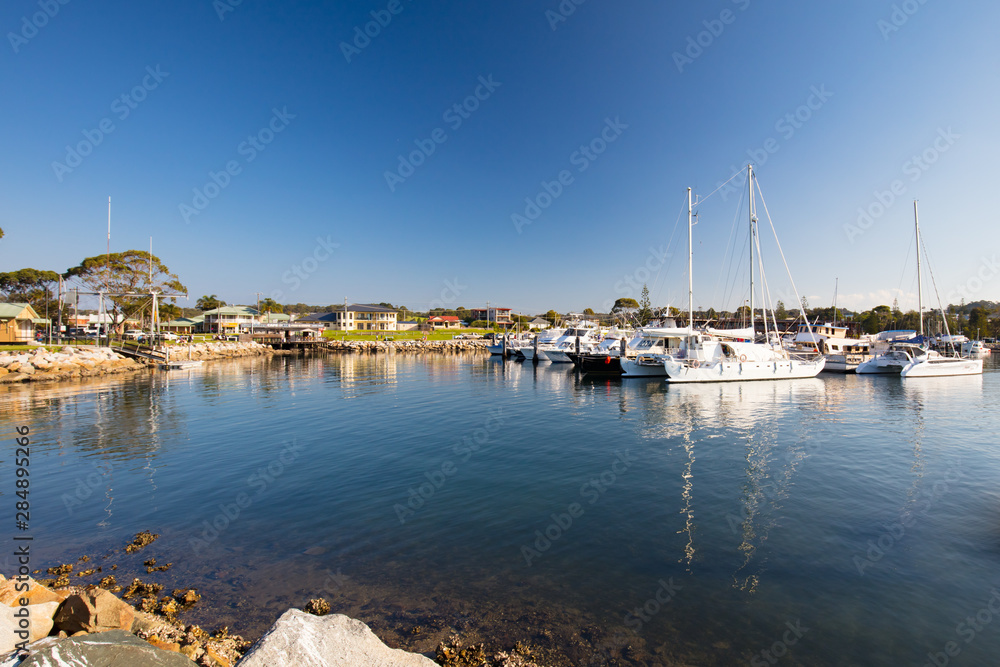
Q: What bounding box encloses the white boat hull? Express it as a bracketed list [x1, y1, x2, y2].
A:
[664, 357, 826, 383]
[901, 356, 983, 377]
[545, 350, 574, 363]
[620, 357, 669, 377]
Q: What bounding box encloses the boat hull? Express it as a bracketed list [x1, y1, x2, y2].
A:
[901, 357, 983, 377]
[581, 354, 623, 374]
[621, 357, 669, 377]
[664, 357, 826, 383]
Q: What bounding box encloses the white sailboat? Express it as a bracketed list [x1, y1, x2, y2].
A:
[899, 202, 983, 378]
[663, 165, 825, 383]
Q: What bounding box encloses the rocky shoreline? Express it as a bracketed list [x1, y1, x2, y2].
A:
[0, 346, 144, 384]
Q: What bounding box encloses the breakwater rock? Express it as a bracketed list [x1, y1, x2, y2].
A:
[0, 346, 142, 384]
[325, 339, 490, 354]
[162, 341, 273, 361]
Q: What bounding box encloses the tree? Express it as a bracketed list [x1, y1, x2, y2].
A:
[159, 303, 181, 322]
[544, 309, 560, 325]
[638, 284, 652, 325]
[0, 268, 62, 317]
[583, 308, 595, 315]
[968, 307, 989, 338]
[611, 298, 638, 313]
[197, 294, 224, 311]
[774, 300, 788, 320]
[65, 251, 186, 333]
[259, 298, 282, 313]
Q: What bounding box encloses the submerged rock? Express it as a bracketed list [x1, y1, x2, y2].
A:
[238, 609, 437, 667]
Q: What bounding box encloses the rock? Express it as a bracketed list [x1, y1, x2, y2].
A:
[53, 587, 136, 634]
[148, 636, 182, 652]
[238, 609, 437, 667]
[0, 600, 61, 652]
[7, 362, 21, 372]
[15, 629, 198, 666]
[0, 576, 67, 606]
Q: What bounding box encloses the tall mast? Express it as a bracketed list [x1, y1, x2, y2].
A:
[687, 187, 693, 330]
[748, 164, 755, 331]
[914, 200, 923, 337]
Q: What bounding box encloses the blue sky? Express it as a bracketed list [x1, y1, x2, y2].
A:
[2, 0, 998, 315]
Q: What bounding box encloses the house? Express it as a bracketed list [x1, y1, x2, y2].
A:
[396, 320, 421, 331]
[260, 312, 291, 324]
[201, 306, 260, 334]
[300, 304, 398, 332]
[528, 317, 551, 330]
[162, 316, 201, 334]
[0, 303, 41, 343]
[471, 307, 513, 327]
[427, 315, 462, 330]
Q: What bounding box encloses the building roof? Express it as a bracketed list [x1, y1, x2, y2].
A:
[0, 303, 40, 320]
[529, 317, 550, 324]
[347, 303, 397, 313]
[202, 306, 259, 317]
[428, 315, 461, 322]
[163, 319, 195, 328]
[262, 312, 291, 322]
[298, 312, 338, 323]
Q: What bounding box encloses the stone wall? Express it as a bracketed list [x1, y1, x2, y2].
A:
[324, 339, 490, 354]
[0, 346, 143, 384]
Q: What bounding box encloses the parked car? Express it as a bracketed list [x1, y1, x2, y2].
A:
[153, 332, 179, 341]
[123, 329, 146, 340]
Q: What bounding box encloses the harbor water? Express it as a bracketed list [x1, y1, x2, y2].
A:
[2, 352, 999, 665]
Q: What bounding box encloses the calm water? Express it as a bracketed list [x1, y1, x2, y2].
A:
[3, 352, 1000, 666]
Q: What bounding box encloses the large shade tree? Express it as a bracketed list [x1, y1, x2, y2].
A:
[65, 251, 186, 332]
[0, 268, 62, 317]
[196, 294, 224, 311]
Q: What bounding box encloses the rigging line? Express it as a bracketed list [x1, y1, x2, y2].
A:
[754, 177, 812, 332]
[652, 193, 690, 307]
[698, 169, 747, 205]
[713, 178, 749, 311]
[919, 232, 953, 341]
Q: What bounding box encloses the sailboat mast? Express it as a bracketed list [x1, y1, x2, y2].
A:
[748, 164, 755, 331]
[687, 187, 693, 329]
[914, 200, 924, 337]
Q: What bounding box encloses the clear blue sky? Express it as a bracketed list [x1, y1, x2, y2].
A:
[2, 0, 998, 315]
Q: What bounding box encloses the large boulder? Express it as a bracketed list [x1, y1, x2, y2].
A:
[237, 609, 437, 667]
[10, 629, 197, 666]
[0, 601, 60, 653]
[53, 588, 135, 635]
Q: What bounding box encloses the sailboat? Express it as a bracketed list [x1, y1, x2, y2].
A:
[898, 202, 983, 378]
[663, 165, 825, 383]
